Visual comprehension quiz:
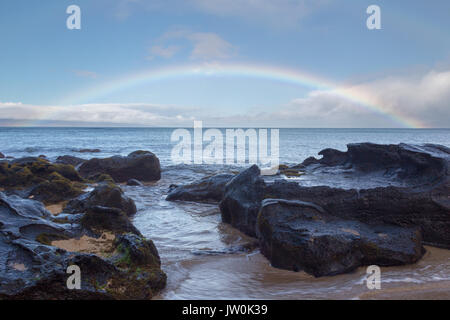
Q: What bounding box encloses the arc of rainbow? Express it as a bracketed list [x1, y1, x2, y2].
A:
[52, 63, 426, 128]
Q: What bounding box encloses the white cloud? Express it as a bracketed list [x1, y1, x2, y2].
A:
[187, 32, 235, 60]
[0, 102, 200, 126]
[148, 45, 180, 59]
[248, 68, 450, 128]
[150, 28, 236, 61]
[2, 69, 449, 128]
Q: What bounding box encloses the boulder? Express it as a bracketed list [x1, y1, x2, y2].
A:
[219, 144, 450, 248]
[74, 149, 101, 153]
[79, 150, 161, 183]
[56, 155, 86, 166]
[166, 173, 234, 202]
[80, 206, 140, 235]
[65, 183, 137, 216]
[292, 143, 450, 248]
[257, 199, 424, 277]
[219, 165, 265, 237]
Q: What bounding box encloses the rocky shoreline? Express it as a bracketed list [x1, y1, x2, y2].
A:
[0, 143, 449, 298]
[0, 151, 165, 299]
[168, 143, 450, 277]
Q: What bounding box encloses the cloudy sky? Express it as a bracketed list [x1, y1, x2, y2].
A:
[0, 0, 449, 127]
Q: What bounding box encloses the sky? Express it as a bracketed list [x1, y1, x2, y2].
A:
[0, 0, 449, 128]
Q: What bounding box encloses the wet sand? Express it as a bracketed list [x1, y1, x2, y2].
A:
[51, 232, 116, 257]
[156, 246, 450, 300]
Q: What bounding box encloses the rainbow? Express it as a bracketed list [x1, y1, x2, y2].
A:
[58, 63, 426, 128]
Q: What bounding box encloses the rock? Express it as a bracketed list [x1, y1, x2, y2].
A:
[257, 199, 424, 277]
[0, 191, 165, 299]
[65, 183, 137, 216]
[114, 233, 161, 267]
[74, 149, 101, 153]
[127, 179, 143, 186]
[87, 173, 115, 183]
[0, 158, 85, 204]
[219, 165, 265, 237]
[29, 175, 84, 204]
[0, 152, 5, 158]
[167, 173, 234, 202]
[301, 143, 448, 186]
[291, 143, 450, 248]
[80, 206, 140, 235]
[220, 144, 450, 248]
[79, 150, 161, 183]
[56, 155, 86, 166]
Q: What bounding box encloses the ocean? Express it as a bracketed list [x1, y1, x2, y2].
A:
[1, 127, 450, 299]
[1, 127, 449, 164]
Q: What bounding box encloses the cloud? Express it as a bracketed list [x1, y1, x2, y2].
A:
[148, 45, 180, 59]
[187, 32, 235, 60]
[2, 68, 450, 128]
[149, 28, 235, 61]
[243, 68, 450, 128]
[0, 102, 200, 127]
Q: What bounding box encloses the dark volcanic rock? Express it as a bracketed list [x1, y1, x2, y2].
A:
[219, 166, 265, 237]
[257, 199, 424, 277]
[65, 183, 137, 216]
[56, 155, 86, 166]
[0, 152, 5, 158]
[74, 149, 101, 153]
[79, 150, 161, 182]
[302, 143, 449, 187]
[221, 144, 450, 248]
[81, 206, 140, 235]
[293, 143, 450, 248]
[0, 191, 165, 299]
[264, 184, 450, 248]
[167, 173, 234, 202]
[127, 179, 143, 186]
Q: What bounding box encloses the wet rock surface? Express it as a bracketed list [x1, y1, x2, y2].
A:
[214, 143, 449, 276]
[167, 173, 234, 203]
[65, 183, 137, 217]
[257, 199, 424, 276]
[0, 191, 166, 299]
[56, 155, 86, 167]
[0, 150, 167, 299]
[79, 150, 161, 182]
[219, 166, 265, 237]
